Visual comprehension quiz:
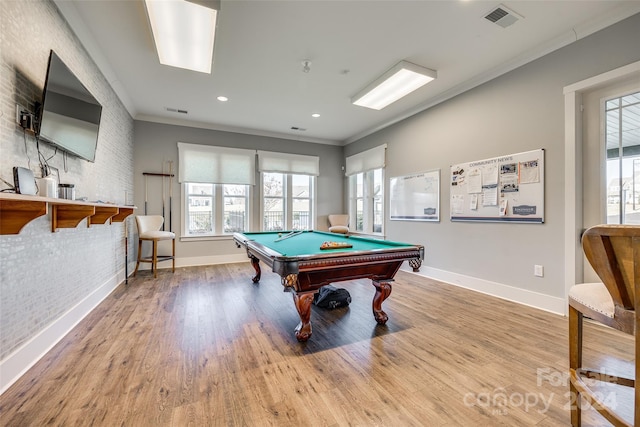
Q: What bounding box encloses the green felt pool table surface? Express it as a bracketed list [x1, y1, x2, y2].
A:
[238, 230, 415, 257]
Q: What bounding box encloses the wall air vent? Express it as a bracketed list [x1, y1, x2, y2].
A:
[484, 4, 522, 28]
[166, 107, 188, 114]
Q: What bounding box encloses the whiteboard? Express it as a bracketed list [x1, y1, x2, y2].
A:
[450, 149, 544, 223]
[389, 169, 440, 221]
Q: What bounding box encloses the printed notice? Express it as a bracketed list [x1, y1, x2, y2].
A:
[451, 194, 465, 214]
[469, 194, 478, 210]
[519, 159, 540, 184]
[482, 185, 498, 206]
[467, 168, 482, 194]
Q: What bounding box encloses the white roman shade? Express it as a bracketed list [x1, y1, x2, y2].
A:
[177, 142, 255, 184]
[257, 150, 319, 176]
[345, 144, 387, 176]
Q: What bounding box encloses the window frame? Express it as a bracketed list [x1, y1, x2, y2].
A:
[348, 167, 385, 236]
[604, 90, 640, 225]
[181, 182, 251, 240]
[260, 172, 316, 231]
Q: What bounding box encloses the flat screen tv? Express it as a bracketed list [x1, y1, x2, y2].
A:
[37, 50, 102, 162]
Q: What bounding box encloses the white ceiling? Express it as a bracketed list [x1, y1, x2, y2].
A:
[55, 0, 640, 146]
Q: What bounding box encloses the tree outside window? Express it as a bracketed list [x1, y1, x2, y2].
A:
[262, 172, 314, 231]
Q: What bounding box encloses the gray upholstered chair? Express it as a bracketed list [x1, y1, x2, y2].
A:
[328, 214, 349, 234]
[568, 224, 639, 426]
[133, 215, 175, 278]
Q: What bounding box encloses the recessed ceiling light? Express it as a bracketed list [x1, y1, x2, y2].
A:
[217, 96, 228, 102]
[312, 113, 320, 118]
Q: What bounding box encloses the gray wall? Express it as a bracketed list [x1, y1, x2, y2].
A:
[347, 12, 640, 301]
[0, 0, 134, 366]
[133, 121, 344, 264]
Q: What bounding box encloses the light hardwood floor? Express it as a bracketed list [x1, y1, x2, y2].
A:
[0, 264, 634, 426]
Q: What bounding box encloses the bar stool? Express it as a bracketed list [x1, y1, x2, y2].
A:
[568, 224, 639, 426]
[133, 215, 175, 278]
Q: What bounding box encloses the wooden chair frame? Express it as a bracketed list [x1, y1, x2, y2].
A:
[133, 215, 175, 279]
[569, 224, 639, 426]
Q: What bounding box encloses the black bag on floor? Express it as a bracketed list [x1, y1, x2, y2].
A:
[313, 285, 351, 309]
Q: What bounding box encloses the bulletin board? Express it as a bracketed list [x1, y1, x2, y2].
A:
[389, 169, 440, 221]
[450, 149, 544, 223]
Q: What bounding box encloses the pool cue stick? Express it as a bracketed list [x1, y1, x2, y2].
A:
[168, 160, 173, 232]
[144, 174, 148, 214]
[274, 230, 303, 242]
[161, 160, 166, 230]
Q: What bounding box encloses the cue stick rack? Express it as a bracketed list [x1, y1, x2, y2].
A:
[143, 161, 174, 231]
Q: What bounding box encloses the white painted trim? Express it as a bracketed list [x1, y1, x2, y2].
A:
[0, 271, 124, 395]
[401, 265, 566, 316]
[564, 90, 582, 317]
[563, 61, 640, 94]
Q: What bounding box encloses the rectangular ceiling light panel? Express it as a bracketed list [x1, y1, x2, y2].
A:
[352, 61, 437, 110]
[145, 0, 217, 73]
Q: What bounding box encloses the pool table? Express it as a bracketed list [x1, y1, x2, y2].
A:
[233, 230, 424, 341]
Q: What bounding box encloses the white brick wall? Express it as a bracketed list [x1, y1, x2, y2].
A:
[0, 1, 134, 362]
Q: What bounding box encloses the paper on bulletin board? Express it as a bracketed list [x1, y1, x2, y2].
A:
[450, 149, 544, 223]
[390, 169, 440, 221]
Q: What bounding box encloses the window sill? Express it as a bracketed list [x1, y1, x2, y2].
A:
[349, 231, 386, 239]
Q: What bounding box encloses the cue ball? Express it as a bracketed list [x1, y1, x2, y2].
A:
[278, 233, 282, 237]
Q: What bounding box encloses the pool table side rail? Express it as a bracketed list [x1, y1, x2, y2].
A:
[233, 232, 424, 279]
[239, 230, 417, 248]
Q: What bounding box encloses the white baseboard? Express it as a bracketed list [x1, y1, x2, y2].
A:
[176, 254, 247, 268]
[134, 253, 247, 271]
[0, 271, 123, 395]
[401, 265, 566, 316]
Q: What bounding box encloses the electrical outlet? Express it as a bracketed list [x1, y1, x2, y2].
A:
[534, 265, 544, 277]
[15, 104, 34, 131]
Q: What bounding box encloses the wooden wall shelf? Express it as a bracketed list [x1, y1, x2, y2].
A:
[0, 193, 136, 235]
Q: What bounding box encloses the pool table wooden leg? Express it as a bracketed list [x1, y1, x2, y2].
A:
[249, 255, 261, 283]
[371, 280, 392, 324]
[292, 292, 315, 342]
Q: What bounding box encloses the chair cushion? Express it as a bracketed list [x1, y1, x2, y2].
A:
[568, 282, 614, 318]
[140, 230, 175, 240]
[329, 226, 349, 234]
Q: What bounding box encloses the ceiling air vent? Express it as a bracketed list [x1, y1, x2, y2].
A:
[484, 4, 522, 28]
[166, 107, 188, 114]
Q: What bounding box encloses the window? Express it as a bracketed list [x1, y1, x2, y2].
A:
[346, 145, 386, 235]
[605, 91, 640, 224]
[184, 183, 250, 236]
[178, 143, 255, 238]
[349, 168, 384, 233]
[262, 172, 314, 231]
[257, 150, 319, 231]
